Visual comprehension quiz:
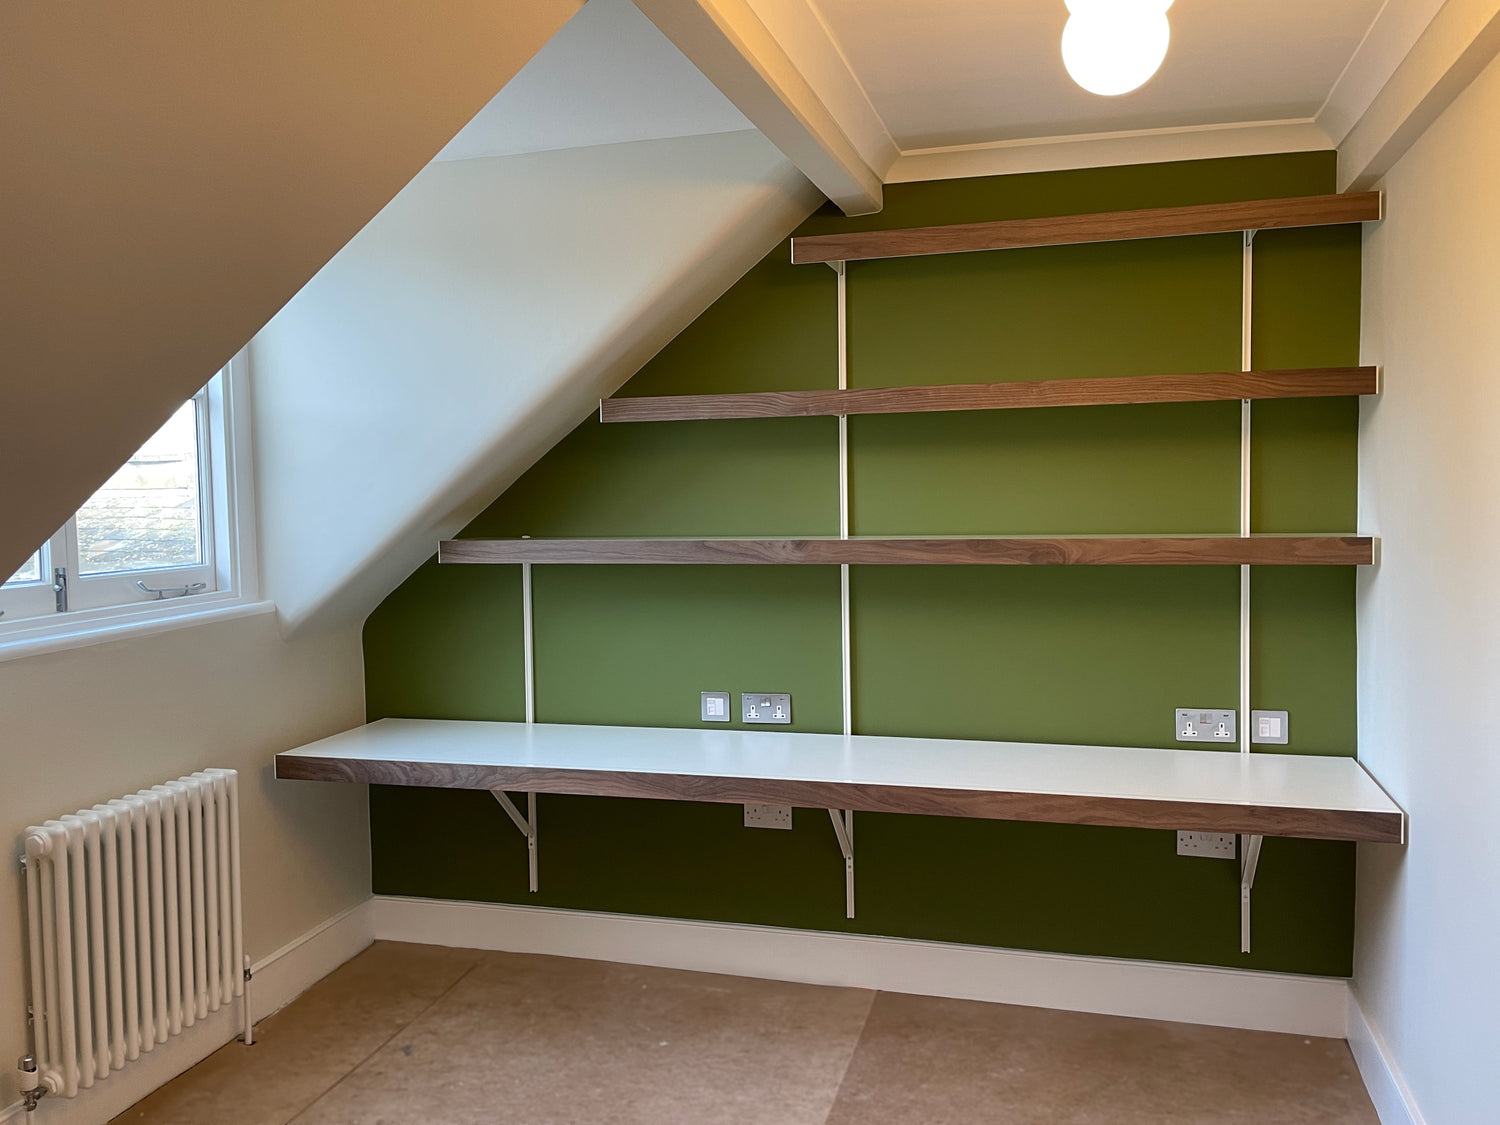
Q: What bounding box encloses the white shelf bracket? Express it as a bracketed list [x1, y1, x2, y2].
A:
[1239, 833, 1264, 953]
[492, 790, 538, 893]
[827, 808, 854, 918]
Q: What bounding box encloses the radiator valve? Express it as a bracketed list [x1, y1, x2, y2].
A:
[17, 1054, 45, 1112]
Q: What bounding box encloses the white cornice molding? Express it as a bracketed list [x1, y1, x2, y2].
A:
[634, 0, 884, 214]
[888, 119, 1334, 185]
[1337, 0, 1500, 189]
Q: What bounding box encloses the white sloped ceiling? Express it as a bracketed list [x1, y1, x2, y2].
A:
[250, 129, 819, 633]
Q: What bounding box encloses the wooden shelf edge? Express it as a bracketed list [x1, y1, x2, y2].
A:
[790, 192, 1383, 264]
[274, 753, 1403, 844]
[440, 536, 1375, 567]
[600, 367, 1378, 423]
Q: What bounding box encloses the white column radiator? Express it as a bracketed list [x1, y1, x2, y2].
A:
[22, 769, 244, 1099]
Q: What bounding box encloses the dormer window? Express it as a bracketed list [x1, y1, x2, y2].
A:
[0, 356, 257, 650]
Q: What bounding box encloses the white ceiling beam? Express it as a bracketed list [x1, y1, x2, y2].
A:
[634, 0, 886, 215]
[1318, 0, 1448, 146]
[1330, 0, 1500, 189]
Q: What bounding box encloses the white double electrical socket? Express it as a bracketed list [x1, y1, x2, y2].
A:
[743, 693, 792, 724]
[1176, 831, 1237, 859]
[744, 804, 793, 830]
[1176, 708, 1236, 743]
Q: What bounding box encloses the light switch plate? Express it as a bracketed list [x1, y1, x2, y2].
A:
[743, 693, 791, 724]
[701, 691, 731, 722]
[1177, 831, 1237, 859]
[744, 804, 793, 830]
[1175, 708, 1236, 743]
[1251, 709, 1289, 745]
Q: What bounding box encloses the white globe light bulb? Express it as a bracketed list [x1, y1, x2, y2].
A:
[1065, 0, 1174, 15]
[1062, 2, 1173, 97]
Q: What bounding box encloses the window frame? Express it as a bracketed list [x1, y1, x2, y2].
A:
[0, 351, 261, 652]
[0, 545, 56, 621]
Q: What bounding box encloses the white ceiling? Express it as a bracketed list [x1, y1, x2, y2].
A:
[429, 0, 1462, 207]
[435, 0, 750, 162]
[812, 0, 1387, 150]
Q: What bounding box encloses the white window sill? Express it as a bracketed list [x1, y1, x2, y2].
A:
[0, 594, 276, 664]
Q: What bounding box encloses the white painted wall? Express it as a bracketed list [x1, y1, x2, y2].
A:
[250, 129, 819, 634]
[1355, 48, 1500, 1125]
[0, 612, 370, 1105]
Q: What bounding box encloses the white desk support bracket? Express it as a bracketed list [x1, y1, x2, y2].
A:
[492, 790, 538, 893]
[828, 808, 854, 918]
[1239, 833, 1264, 953]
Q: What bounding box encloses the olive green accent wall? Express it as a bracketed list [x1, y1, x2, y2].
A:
[363, 152, 1360, 976]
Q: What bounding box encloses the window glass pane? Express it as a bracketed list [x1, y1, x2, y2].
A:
[4, 551, 41, 586]
[76, 400, 203, 575]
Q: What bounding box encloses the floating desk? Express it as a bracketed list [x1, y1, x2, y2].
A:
[275, 719, 1404, 950]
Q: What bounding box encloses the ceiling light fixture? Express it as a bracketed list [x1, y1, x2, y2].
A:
[1062, 0, 1174, 97]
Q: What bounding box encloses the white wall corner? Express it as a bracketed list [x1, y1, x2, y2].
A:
[246, 898, 377, 1013]
[1335, 0, 1500, 189]
[1346, 992, 1428, 1125]
[2, 899, 374, 1125]
[371, 896, 1350, 1039]
[887, 119, 1335, 185]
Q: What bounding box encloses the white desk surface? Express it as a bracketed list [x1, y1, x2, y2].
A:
[276, 719, 1404, 842]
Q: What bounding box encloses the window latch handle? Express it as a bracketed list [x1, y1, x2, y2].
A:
[135, 580, 206, 601]
[52, 568, 67, 613]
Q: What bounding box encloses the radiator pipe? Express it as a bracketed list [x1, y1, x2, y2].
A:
[21, 848, 47, 1091]
[17, 1054, 44, 1113]
[242, 955, 254, 1047]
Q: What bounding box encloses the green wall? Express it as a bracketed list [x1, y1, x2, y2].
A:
[364, 152, 1361, 976]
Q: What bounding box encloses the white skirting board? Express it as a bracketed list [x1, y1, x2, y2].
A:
[2, 899, 376, 1125]
[1346, 994, 1428, 1125]
[370, 895, 1349, 1038]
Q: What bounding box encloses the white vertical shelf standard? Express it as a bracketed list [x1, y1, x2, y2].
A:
[831, 258, 855, 919]
[498, 559, 539, 892]
[1239, 229, 1262, 952]
[522, 561, 536, 725]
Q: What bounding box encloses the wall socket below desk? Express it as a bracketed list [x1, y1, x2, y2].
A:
[1176, 831, 1237, 859]
[744, 804, 793, 830]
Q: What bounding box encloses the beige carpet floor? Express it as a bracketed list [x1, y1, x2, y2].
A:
[112, 941, 1378, 1124]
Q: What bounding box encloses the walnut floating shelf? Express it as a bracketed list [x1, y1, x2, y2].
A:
[439, 536, 1374, 567]
[790, 192, 1383, 264]
[600, 367, 1378, 423]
